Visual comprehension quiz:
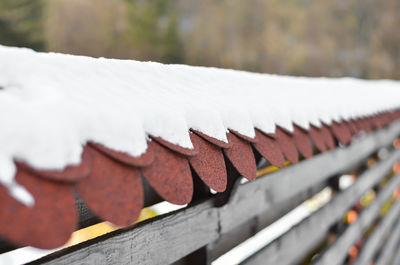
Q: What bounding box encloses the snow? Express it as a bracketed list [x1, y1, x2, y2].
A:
[0, 45, 400, 204]
[0, 246, 57, 265]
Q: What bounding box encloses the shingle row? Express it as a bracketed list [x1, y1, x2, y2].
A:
[0, 111, 398, 249]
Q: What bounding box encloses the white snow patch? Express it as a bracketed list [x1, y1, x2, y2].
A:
[0, 246, 58, 265]
[0, 45, 400, 203]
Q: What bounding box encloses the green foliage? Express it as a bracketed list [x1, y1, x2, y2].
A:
[0, 0, 45, 50]
[124, 0, 182, 63]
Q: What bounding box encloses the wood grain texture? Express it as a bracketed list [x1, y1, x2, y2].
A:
[241, 154, 400, 265]
[33, 202, 218, 265]
[313, 174, 400, 265]
[208, 182, 326, 261]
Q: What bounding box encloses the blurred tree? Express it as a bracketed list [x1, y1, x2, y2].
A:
[1, 0, 400, 79]
[367, 0, 400, 79]
[175, 0, 400, 79]
[45, 0, 130, 58]
[44, 0, 182, 62]
[124, 0, 182, 62]
[0, 0, 45, 50]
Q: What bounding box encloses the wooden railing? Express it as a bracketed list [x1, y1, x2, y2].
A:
[22, 122, 400, 265]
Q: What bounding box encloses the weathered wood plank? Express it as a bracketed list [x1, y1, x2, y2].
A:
[353, 197, 400, 265]
[374, 220, 400, 265]
[241, 150, 400, 265]
[208, 182, 326, 261]
[32, 201, 218, 265]
[313, 173, 400, 265]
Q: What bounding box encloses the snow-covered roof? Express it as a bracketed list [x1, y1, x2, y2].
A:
[0, 45, 400, 249]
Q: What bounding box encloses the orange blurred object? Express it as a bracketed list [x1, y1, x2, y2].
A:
[393, 162, 400, 174]
[393, 187, 400, 200]
[367, 158, 376, 167]
[348, 246, 358, 262]
[345, 210, 358, 224]
[393, 138, 400, 149]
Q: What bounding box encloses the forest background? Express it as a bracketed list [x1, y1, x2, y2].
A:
[1, 0, 399, 79]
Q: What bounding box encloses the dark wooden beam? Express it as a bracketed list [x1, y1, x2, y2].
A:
[313, 173, 400, 265]
[241, 155, 400, 265]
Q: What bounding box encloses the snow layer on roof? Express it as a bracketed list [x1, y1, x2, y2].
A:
[1, 45, 400, 203]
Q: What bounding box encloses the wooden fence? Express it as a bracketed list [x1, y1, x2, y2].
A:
[16, 121, 400, 264]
